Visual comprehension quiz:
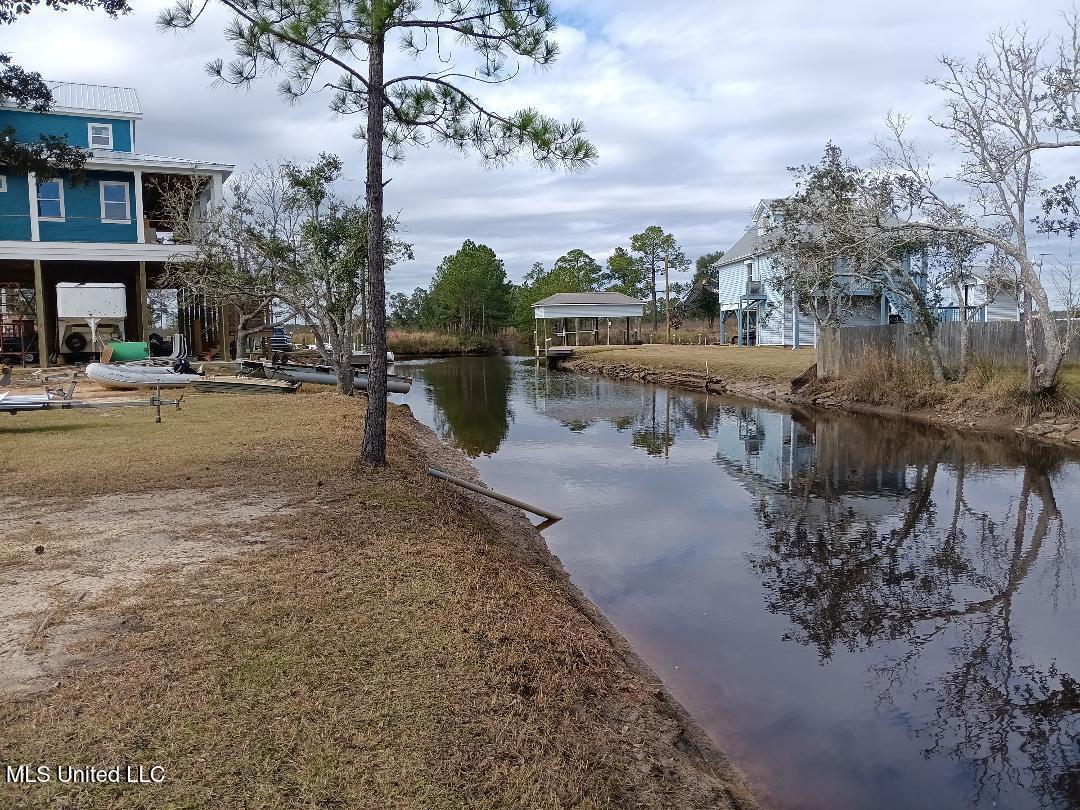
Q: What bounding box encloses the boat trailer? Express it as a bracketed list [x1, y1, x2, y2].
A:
[1, 371, 183, 423]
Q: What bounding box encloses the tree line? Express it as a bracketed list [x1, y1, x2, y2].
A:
[389, 228, 726, 337]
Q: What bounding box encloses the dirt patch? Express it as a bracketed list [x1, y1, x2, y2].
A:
[0, 488, 293, 697]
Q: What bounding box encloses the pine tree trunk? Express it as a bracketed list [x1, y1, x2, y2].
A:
[651, 264, 658, 330]
[361, 33, 388, 466]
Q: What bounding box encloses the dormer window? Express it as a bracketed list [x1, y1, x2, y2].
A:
[88, 123, 113, 150]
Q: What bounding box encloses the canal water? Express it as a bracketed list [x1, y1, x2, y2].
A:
[395, 355, 1080, 810]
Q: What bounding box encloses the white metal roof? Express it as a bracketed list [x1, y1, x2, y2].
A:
[46, 81, 141, 117]
[88, 150, 234, 177]
[532, 292, 644, 307]
[532, 292, 645, 320]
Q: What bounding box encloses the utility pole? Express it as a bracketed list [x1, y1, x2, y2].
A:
[664, 252, 671, 344]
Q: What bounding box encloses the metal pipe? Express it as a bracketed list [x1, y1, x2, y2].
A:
[427, 467, 562, 523]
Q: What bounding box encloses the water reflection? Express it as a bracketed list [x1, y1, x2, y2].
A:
[731, 410, 1080, 807]
[412, 356, 513, 456]
[400, 357, 1080, 809]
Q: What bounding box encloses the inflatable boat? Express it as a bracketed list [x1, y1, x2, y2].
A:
[84, 361, 203, 389]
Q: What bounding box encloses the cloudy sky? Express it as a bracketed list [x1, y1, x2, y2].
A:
[6, 0, 1076, 293]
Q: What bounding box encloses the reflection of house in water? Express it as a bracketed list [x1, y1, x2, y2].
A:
[714, 407, 921, 520]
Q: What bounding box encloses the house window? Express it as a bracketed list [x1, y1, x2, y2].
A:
[88, 123, 113, 150]
[37, 179, 65, 220]
[0, 175, 7, 192]
[100, 180, 130, 223]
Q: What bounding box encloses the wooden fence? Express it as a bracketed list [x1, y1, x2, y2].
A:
[817, 321, 1080, 378]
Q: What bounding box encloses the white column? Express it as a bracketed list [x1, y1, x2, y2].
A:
[27, 172, 40, 241]
[792, 294, 801, 349]
[211, 172, 224, 208]
[133, 169, 145, 243]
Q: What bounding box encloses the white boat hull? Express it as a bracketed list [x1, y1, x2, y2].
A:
[84, 362, 202, 389]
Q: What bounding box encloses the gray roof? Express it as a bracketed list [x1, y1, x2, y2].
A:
[716, 227, 767, 266]
[47, 81, 141, 117]
[532, 292, 644, 307]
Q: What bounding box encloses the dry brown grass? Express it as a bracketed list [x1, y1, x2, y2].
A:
[573, 344, 816, 384]
[387, 329, 498, 356]
[823, 353, 1080, 421]
[0, 391, 753, 809]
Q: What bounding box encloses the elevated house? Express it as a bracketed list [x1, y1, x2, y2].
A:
[713, 200, 1019, 348]
[0, 80, 235, 366]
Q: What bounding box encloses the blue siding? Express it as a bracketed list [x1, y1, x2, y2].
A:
[0, 109, 133, 152]
[38, 171, 137, 243]
[0, 172, 31, 240]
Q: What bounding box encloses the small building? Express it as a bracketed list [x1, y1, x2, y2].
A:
[0, 80, 235, 365]
[531, 292, 645, 354]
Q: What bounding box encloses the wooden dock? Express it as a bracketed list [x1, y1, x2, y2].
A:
[543, 346, 575, 368]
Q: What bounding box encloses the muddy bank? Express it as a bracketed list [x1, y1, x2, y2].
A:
[564, 354, 1080, 448]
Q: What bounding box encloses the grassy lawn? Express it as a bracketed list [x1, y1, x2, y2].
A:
[0, 390, 752, 809]
[573, 344, 816, 383]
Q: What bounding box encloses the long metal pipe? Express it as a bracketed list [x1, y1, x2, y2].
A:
[427, 467, 562, 523]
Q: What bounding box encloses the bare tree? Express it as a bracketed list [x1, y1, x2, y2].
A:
[880, 15, 1080, 394]
[767, 144, 942, 378]
[161, 168, 298, 361]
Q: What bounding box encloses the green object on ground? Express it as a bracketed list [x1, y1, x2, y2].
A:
[108, 341, 150, 362]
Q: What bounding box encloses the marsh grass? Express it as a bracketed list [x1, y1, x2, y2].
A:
[827, 352, 1080, 421]
[387, 329, 498, 356]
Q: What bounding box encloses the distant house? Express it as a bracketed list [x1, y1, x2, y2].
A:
[0, 80, 235, 364]
[713, 200, 1019, 347]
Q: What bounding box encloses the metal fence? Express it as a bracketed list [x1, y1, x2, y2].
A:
[817, 321, 1080, 378]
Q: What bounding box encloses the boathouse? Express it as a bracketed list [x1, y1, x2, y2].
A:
[531, 292, 645, 357]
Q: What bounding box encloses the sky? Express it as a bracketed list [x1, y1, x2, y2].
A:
[5, 0, 1079, 294]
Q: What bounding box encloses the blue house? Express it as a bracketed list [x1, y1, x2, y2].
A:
[713, 200, 1019, 347]
[0, 80, 234, 365]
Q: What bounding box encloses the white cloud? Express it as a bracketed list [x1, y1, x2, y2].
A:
[6, 0, 1078, 292]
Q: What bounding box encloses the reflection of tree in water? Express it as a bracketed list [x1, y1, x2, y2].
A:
[419, 357, 512, 457]
[522, 367, 728, 457]
[746, 420, 1080, 807]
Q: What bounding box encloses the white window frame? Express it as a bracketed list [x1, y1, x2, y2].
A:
[100, 180, 131, 224]
[37, 178, 65, 221]
[88, 122, 114, 150]
[0, 175, 7, 193]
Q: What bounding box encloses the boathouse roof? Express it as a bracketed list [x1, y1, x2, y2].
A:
[532, 292, 644, 307]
